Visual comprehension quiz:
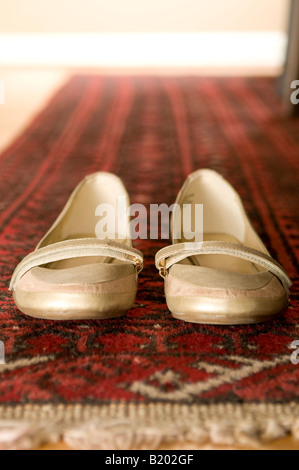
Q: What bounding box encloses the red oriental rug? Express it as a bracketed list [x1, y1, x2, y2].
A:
[0, 76, 298, 449]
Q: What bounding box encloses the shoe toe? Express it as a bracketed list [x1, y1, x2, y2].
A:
[16, 263, 137, 295]
[166, 264, 285, 300]
[165, 265, 288, 324]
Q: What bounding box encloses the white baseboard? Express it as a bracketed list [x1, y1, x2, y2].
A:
[0, 32, 287, 69]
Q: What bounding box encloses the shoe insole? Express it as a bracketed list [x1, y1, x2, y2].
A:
[179, 233, 261, 275]
[47, 235, 129, 270]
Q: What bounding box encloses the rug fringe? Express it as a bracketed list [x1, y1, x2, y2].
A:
[0, 403, 298, 449]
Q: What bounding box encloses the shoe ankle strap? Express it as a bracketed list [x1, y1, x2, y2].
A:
[155, 241, 292, 295]
[10, 239, 143, 291]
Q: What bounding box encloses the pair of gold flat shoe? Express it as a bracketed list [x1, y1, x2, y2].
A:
[10, 170, 292, 325]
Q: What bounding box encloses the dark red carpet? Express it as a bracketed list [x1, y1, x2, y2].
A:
[0, 76, 298, 447]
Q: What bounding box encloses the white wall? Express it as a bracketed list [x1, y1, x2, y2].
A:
[0, 0, 290, 33]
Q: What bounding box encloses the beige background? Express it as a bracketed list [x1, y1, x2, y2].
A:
[0, 0, 290, 33]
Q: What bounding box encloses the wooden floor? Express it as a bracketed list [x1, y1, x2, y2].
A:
[0, 68, 68, 152]
[0, 67, 297, 451]
[38, 437, 299, 450]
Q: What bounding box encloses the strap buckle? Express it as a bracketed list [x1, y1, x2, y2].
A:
[159, 259, 167, 279]
[135, 258, 143, 274]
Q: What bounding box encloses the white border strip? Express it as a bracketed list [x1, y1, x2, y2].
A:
[0, 32, 287, 68]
